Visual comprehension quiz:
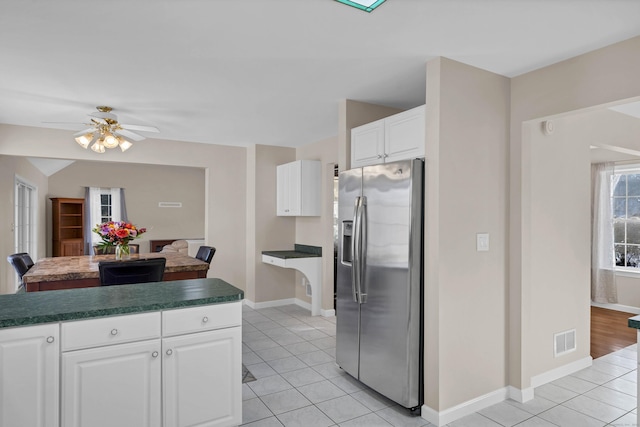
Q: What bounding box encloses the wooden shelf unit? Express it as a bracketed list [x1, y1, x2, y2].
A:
[51, 197, 85, 257]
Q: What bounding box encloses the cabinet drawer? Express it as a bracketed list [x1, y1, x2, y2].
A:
[262, 254, 286, 267]
[162, 301, 242, 337]
[61, 312, 161, 351]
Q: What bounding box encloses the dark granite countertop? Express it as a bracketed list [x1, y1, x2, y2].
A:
[0, 278, 244, 329]
[262, 244, 322, 259]
[628, 315, 640, 330]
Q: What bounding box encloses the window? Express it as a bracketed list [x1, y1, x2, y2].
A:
[89, 188, 123, 245]
[100, 192, 113, 223]
[14, 177, 36, 256]
[613, 170, 640, 268]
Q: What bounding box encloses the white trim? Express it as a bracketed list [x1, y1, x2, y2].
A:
[591, 301, 640, 314]
[614, 268, 640, 278]
[507, 386, 534, 403]
[421, 388, 509, 427]
[242, 298, 336, 318]
[530, 356, 593, 388]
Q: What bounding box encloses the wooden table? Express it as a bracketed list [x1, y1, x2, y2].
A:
[22, 252, 210, 292]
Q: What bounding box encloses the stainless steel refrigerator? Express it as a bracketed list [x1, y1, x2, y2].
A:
[336, 158, 423, 411]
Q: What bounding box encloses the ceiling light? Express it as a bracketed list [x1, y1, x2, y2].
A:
[74, 132, 94, 149]
[335, 0, 386, 12]
[91, 138, 106, 154]
[118, 137, 133, 152]
[103, 132, 119, 149]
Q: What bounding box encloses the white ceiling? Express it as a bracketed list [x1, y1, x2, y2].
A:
[1, 0, 640, 148]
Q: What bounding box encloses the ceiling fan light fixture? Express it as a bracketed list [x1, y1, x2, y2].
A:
[334, 0, 386, 12]
[103, 132, 119, 149]
[91, 138, 106, 154]
[75, 132, 93, 149]
[118, 137, 133, 152]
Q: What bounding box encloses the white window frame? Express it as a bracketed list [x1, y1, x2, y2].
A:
[89, 187, 122, 245]
[14, 176, 37, 291]
[612, 165, 640, 275]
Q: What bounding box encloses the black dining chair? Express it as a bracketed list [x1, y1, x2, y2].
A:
[98, 258, 166, 286]
[195, 246, 216, 264]
[7, 253, 34, 289]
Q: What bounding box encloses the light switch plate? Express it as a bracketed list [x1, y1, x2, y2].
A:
[477, 233, 489, 252]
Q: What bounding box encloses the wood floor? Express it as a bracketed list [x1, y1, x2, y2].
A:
[591, 306, 637, 359]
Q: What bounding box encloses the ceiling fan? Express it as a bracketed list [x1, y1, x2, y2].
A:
[67, 106, 159, 153]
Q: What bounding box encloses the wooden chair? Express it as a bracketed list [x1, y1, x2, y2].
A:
[98, 258, 166, 286]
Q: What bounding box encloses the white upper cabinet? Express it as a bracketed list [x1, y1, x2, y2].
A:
[351, 105, 425, 168]
[277, 160, 321, 216]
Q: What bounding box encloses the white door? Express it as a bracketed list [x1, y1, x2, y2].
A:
[0, 324, 59, 427]
[163, 327, 242, 427]
[61, 340, 161, 427]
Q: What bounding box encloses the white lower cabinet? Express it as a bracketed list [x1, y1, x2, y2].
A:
[59, 302, 242, 427]
[163, 327, 242, 427]
[0, 324, 59, 427]
[61, 340, 162, 427]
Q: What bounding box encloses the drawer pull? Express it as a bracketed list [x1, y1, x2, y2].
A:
[46, 336, 55, 344]
[152, 351, 159, 358]
[202, 316, 209, 323]
[166, 349, 173, 356]
[110, 329, 118, 336]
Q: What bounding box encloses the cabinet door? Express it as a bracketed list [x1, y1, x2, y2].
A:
[351, 120, 385, 168]
[384, 105, 425, 163]
[61, 239, 84, 256]
[277, 162, 301, 216]
[61, 340, 161, 427]
[163, 327, 242, 427]
[0, 324, 59, 427]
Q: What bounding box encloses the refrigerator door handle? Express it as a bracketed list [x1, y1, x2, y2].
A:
[359, 197, 368, 304]
[351, 197, 361, 303]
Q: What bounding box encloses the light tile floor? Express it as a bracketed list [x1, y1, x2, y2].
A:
[241, 304, 638, 427]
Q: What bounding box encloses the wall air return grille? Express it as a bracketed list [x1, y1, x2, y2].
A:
[554, 329, 576, 357]
[158, 202, 182, 208]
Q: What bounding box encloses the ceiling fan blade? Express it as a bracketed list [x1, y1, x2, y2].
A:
[114, 128, 145, 141]
[120, 123, 159, 133]
[89, 111, 117, 121]
[73, 128, 96, 137]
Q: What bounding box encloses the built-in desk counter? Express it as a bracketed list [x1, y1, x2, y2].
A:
[262, 244, 322, 316]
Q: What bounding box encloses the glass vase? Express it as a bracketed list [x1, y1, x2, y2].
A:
[115, 243, 130, 261]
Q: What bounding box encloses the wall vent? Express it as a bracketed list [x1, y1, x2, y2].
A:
[158, 202, 182, 208]
[554, 329, 576, 357]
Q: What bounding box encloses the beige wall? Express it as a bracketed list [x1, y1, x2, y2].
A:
[510, 35, 640, 389]
[424, 58, 510, 410]
[47, 161, 205, 255]
[245, 144, 297, 304]
[0, 156, 49, 294]
[0, 124, 247, 291]
[295, 136, 339, 309]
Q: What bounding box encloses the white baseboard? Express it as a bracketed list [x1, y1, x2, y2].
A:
[243, 298, 335, 318]
[421, 388, 508, 427]
[421, 356, 593, 426]
[530, 356, 593, 388]
[591, 301, 640, 314]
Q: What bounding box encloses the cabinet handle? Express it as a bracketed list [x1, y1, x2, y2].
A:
[377, 154, 382, 159]
[202, 316, 209, 323]
[110, 329, 118, 336]
[46, 336, 55, 343]
[152, 351, 159, 358]
[166, 349, 173, 356]
[383, 153, 388, 158]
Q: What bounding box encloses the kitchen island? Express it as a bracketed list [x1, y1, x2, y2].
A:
[22, 251, 209, 292]
[0, 278, 243, 427]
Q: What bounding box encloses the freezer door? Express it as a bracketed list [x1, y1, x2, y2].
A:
[335, 167, 362, 379]
[358, 159, 423, 409]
